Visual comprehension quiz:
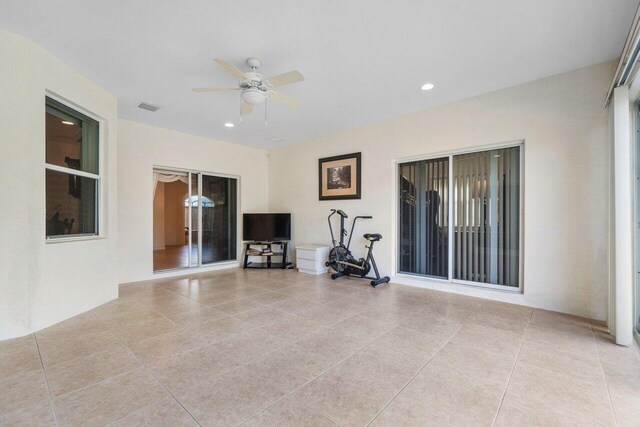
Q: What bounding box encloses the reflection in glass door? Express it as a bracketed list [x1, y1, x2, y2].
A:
[153, 168, 238, 272]
[202, 174, 237, 264]
[398, 157, 449, 278]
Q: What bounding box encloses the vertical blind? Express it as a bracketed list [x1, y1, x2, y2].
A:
[398, 145, 521, 288]
[453, 146, 520, 287]
[399, 157, 449, 278]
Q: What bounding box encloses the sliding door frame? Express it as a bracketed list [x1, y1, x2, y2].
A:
[394, 140, 525, 293]
[152, 165, 241, 274]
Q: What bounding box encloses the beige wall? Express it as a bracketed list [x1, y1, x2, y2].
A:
[269, 61, 615, 321]
[0, 30, 118, 339]
[117, 120, 269, 284]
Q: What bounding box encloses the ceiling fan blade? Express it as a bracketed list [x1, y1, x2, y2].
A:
[242, 102, 253, 115]
[265, 71, 304, 87]
[268, 91, 300, 108]
[192, 86, 238, 93]
[214, 58, 247, 80]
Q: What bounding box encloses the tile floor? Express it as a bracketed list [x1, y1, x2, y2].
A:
[1, 268, 639, 426]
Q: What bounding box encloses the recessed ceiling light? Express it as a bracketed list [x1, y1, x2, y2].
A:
[61, 120, 75, 125]
[224, 122, 234, 128]
[420, 83, 435, 91]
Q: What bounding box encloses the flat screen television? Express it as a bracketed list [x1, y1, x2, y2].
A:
[243, 213, 291, 242]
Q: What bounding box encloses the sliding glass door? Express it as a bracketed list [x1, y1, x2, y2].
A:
[153, 168, 238, 272]
[399, 157, 449, 278]
[398, 145, 522, 289]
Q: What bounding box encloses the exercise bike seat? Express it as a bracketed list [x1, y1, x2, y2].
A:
[364, 233, 382, 242]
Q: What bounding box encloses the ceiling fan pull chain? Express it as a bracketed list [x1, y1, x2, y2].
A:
[239, 97, 243, 122]
[265, 99, 268, 125]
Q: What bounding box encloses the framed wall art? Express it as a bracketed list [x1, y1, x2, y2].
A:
[318, 152, 361, 200]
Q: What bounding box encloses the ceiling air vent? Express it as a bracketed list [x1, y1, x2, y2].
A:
[138, 102, 160, 112]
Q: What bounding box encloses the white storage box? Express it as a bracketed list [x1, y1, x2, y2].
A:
[296, 244, 330, 275]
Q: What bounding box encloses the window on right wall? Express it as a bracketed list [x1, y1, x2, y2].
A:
[398, 144, 522, 289]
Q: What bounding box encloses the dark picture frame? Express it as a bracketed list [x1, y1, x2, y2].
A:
[318, 152, 361, 200]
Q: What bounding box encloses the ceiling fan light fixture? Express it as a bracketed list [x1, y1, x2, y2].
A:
[420, 83, 435, 91]
[224, 122, 234, 128]
[241, 88, 266, 105]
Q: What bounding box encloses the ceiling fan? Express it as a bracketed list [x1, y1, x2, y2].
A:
[192, 58, 304, 121]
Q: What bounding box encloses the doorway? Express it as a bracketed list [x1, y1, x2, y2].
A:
[153, 168, 238, 272]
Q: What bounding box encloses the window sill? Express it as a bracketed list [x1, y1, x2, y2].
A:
[45, 235, 105, 244]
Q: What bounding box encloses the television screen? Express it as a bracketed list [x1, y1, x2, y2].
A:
[243, 213, 291, 241]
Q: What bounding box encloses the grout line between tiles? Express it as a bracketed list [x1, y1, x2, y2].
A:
[490, 306, 533, 426]
[33, 334, 61, 427]
[107, 326, 203, 427]
[591, 320, 620, 427]
[364, 301, 479, 426]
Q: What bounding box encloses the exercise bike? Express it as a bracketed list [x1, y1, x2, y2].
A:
[325, 209, 390, 287]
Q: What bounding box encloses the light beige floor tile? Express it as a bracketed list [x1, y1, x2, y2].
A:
[110, 317, 184, 346]
[294, 366, 399, 427]
[213, 328, 289, 364]
[108, 398, 198, 427]
[246, 344, 335, 393]
[503, 363, 615, 426]
[189, 316, 253, 342]
[450, 322, 523, 358]
[270, 297, 322, 315]
[334, 342, 425, 390]
[127, 330, 207, 366]
[148, 344, 239, 394]
[495, 397, 605, 427]
[295, 329, 371, 365]
[0, 398, 57, 427]
[422, 301, 479, 322]
[529, 309, 594, 335]
[95, 305, 166, 330]
[373, 326, 448, 360]
[400, 311, 463, 338]
[468, 310, 530, 334]
[210, 298, 266, 315]
[0, 334, 42, 381]
[525, 324, 598, 355]
[46, 345, 141, 397]
[177, 367, 287, 427]
[403, 365, 505, 426]
[242, 396, 334, 426]
[37, 328, 123, 367]
[54, 367, 170, 426]
[36, 312, 108, 342]
[246, 291, 293, 305]
[0, 369, 50, 416]
[428, 341, 515, 387]
[256, 315, 327, 343]
[517, 339, 604, 381]
[477, 300, 533, 320]
[232, 306, 295, 327]
[139, 295, 207, 317]
[324, 314, 398, 342]
[370, 391, 469, 426]
[167, 307, 228, 328]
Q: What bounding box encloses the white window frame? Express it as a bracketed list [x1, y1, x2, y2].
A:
[44, 93, 104, 242]
[394, 140, 525, 293]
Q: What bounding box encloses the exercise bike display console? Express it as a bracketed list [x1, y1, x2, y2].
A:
[326, 209, 390, 287]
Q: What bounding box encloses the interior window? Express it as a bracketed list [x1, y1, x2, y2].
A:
[45, 97, 100, 238]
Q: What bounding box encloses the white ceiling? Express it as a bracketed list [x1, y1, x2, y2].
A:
[1, 0, 637, 149]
